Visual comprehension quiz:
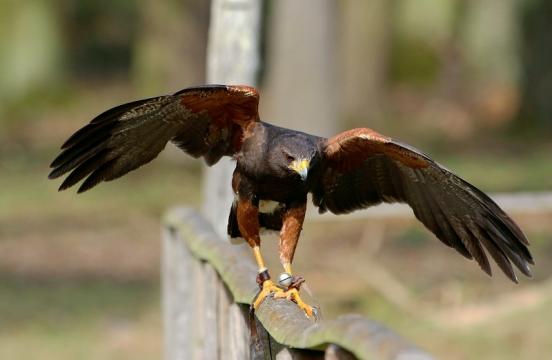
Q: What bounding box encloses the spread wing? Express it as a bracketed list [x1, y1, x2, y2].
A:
[313, 128, 533, 282]
[49, 85, 259, 193]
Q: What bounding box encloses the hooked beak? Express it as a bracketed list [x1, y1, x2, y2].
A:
[289, 159, 310, 181]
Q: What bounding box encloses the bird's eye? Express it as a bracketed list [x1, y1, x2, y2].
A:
[283, 151, 295, 162]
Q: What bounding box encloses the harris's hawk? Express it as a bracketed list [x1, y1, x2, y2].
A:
[49, 85, 533, 317]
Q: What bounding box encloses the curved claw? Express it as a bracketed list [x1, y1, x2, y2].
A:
[312, 305, 321, 320]
[274, 288, 315, 318]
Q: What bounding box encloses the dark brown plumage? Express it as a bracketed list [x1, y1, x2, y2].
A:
[49, 84, 533, 316]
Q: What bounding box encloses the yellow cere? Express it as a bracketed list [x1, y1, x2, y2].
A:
[289, 159, 310, 173]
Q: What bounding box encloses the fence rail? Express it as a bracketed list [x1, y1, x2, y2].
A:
[162, 207, 434, 360]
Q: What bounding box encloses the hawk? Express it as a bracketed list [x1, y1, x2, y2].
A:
[49, 85, 533, 317]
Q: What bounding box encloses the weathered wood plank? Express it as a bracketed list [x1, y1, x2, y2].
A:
[162, 225, 198, 360]
[163, 215, 254, 360]
[165, 208, 259, 303]
[197, 262, 220, 359]
[163, 207, 434, 360]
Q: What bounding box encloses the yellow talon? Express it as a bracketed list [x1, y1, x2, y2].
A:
[274, 288, 314, 318]
[253, 280, 284, 309]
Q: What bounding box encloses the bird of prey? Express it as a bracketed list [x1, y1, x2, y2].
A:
[49, 84, 533, 317]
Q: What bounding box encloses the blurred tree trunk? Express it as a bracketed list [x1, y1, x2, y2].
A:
[132, 0, 210, 163]
[518, 0, 552, 131]
[262, 0, 338, 137]
[132, 0, 209, 96]
[462, 0, 520, 127]
[0, 0, 63, 110]
[339, 0, 390, 128]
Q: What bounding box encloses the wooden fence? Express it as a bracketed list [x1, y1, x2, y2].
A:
[162, 207, 434, 360]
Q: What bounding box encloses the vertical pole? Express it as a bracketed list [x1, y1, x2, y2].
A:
[164, 2, 263, 358]
[178, 1, 262, 359]
[203, 0, 263, 237]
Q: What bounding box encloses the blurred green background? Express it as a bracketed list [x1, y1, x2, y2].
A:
[1, 0, 552, 359]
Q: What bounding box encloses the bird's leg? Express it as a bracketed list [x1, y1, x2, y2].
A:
[273, 201, 315, 318]
[251, 245, 284, 309]
[236, 198, 283, 310]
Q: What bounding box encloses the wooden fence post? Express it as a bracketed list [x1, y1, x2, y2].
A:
[163, 208, 253, 360]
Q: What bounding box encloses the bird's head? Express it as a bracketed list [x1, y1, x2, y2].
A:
[279, 143, 316, 182]
[287, 154, 310, 181]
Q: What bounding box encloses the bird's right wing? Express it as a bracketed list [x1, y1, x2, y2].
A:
[49, 85, 260, 193]
[313, 128, 533, 282]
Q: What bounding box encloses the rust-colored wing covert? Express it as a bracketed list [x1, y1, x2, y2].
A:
[48, 85, 259, 193]
[313, 128, 533, 282]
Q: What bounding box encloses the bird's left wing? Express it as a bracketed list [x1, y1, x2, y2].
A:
[49, 85, 259, 193]
[313, 128, 533, 282]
